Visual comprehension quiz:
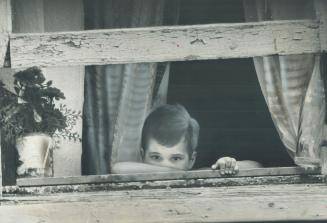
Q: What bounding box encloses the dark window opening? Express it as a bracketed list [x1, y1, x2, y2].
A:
[167, 59, 295, 169]
[166, 0, 294, 169]
[177, 0, 245, 25]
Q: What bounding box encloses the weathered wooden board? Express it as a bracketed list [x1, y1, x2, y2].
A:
[1, 184, 327, 222]
[16, 166, 320, 187]
[0, 32, 8, 67]
[4, 174, 326, 195]
[10, 19, 321, 68]
[0, 0, 11, 67]
[315, 0, 327, 52]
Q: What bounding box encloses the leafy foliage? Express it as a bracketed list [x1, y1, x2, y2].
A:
[0, 67, 81, 144]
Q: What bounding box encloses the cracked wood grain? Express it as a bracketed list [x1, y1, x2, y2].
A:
[1, 184, 327, 222]
[315, 0, 327, 52]
[9, 19, 321, 68]
[0, 0, 11, 67]
[16, 166, 320, 187]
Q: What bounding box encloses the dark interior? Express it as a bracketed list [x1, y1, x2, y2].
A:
[167, 0, 294, 168]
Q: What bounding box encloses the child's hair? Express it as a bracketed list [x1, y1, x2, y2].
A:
[141, 104, 199, 157]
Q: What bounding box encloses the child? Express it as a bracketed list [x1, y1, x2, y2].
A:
[112, 104, 261, 174]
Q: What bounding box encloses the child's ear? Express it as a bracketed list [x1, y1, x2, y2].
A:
[140, 147, 145, 161]
[188, 152, 197, 170]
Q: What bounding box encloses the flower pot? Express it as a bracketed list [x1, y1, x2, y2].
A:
[16, 134, 53, 177]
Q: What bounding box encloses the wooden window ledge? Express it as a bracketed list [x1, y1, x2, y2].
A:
[0, 166, 323, 195]
[0, 167, 326, 223]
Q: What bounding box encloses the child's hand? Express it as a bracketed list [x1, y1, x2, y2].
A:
[211, 157, 239, 175]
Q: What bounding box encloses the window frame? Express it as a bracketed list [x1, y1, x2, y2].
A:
[11, 166, 322, 189]
[1, 1, 327, 222]
[0, 0, 326, 192]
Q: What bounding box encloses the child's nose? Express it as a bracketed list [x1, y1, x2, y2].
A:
[161, 159, 174, 168]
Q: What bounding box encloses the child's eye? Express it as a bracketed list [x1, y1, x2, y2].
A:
[150, 155, 162, 161]
[171, 156, 183, 162]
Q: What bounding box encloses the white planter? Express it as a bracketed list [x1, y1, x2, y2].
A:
[16, 134, 53, 177]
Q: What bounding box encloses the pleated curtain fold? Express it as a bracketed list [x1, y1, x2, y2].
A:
[243, 0, 326, 168]
[82, 0, 176, 174]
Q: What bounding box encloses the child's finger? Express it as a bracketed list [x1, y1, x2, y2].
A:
[227, 159, 236, 174]
[217, 159, 225, 168]
[225, 158, 232, 169]
[233, 164, 239, 174]
[231, 159, 238, 174]
[211, 159, 222, 169]
[218, 160, 226, 175]
[231, 158, 237, 167]
[226, 158, 235, 174]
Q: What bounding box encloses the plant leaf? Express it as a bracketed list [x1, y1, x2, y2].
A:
[46, 80, 53, 86]
[14, 87, 20, 94]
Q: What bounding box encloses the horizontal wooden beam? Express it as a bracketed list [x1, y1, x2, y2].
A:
[0, 0, 11, 67]
[0, 34, 8, 66]
[17, 166, 320, 187]
[10, 19, 320, 68]
[5, 175, 323, 196]
[1, 184, 327, 222]
[315, 0, 327, 52]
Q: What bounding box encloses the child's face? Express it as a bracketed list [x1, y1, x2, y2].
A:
[143, 137, 195, 170]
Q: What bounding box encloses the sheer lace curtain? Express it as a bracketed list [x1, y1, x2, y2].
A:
[243, 0, 326, 168]
[82, 0, 177, 174]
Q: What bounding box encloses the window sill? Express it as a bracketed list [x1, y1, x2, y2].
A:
[1, 180, 327, 222]
[0, 167, 326, 222]
[1, 166, 323, 195]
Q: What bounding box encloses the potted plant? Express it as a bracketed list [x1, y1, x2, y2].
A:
[0, 67, 81, 177]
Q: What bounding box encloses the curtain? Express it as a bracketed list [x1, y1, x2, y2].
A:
[243, 0, 325, 168]
[82, 0, 178, 174]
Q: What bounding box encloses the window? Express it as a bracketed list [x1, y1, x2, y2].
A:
[1, 0, 327, 222]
